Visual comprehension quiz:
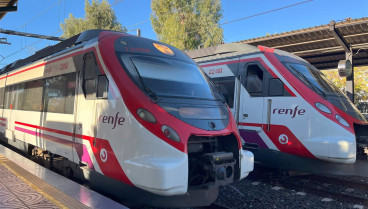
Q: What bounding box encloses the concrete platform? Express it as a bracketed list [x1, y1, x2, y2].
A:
[0, 144, 128, 209]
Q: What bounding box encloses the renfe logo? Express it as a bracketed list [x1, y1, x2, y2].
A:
[273, 106, 305, 118]
[99, 112, 125, 129]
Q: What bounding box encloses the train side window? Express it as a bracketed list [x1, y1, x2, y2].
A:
[83, 53, 107, 100]
[5, 85, 16, 109]
[268, 78, 284, 96]
[0, 87, 5, 109]
[245, 64, 264, 96]
[45, 73, 76, 114]
[18, 81, 43, 111]
[97, 75, 109, 99]
[83, 53, 98, 99]
[212, 76, 235, 108]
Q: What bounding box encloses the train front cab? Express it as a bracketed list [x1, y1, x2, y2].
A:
[78, 31, 254, 207]
[198, 43, 368, 176]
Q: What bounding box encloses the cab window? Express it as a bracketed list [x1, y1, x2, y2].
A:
[245, 64, 264, 96]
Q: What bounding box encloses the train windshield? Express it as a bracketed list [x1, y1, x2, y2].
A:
[123, 55, 219, 100]
[285, 63, 344, 97]
[282, 60, 366, 121]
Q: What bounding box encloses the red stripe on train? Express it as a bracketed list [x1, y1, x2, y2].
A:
[238, 122, 315, 159]
[15, 121, 133, 185]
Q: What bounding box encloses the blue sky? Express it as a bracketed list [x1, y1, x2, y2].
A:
[0, 0, 367, 67]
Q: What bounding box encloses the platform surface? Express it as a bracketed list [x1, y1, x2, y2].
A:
[0, 145, 128, 209]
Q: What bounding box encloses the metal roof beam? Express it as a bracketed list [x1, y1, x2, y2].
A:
[329, 21, 351, 53]
[0, 5, 17, 12]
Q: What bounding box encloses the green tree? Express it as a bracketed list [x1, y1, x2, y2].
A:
[60, 0, 126, 38]
[151, 0, 223, 50]
[323, 67, 368, 102]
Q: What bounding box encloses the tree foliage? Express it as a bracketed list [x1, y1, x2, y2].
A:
[60, 0, 126, 38]
[150, 0, 223, 50]
[323, 66, 368, 102]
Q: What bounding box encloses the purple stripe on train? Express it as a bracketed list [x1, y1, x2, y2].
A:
[15, 126, 95, 170]
[239, 129, 269, 149]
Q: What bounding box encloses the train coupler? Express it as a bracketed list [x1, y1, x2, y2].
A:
[202, 152, 236, 186]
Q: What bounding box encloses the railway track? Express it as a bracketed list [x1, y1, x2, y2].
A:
[304, 175, 368, 192]
[199, 203, 232, 209]
[248, 167, 368, 206]
[273, 178, 368, 206]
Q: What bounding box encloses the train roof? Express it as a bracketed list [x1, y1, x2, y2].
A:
[1, 32, 82, 75]
[187, 42, 309, 64]
[187, 43, 261, 63]
[1, 29, 193, 76]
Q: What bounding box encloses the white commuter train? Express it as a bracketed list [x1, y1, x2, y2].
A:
[0, 30, 254, 207]
[188, 43, 368, 176]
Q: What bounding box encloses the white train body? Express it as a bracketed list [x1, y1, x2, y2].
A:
[0, 31, 253, 207]
[188, 43, 368, 175]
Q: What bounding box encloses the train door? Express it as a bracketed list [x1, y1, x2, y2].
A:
[73, 52, 109, 169]
[239, 62, 266, 131]
[212, 76, 238, 118]
[41, 71, 76, 159]
[239, 59, 293, 150]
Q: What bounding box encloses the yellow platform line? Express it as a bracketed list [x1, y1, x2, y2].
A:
[1, 162, 67, 209]
[0, 154, 90, 209]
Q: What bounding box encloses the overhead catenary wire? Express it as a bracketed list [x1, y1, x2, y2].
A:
[4, 0, 65, 39]
[219, 0, 313, 26]
[161, 0, 314, 41]
[0, 0, 126, 64]
[0, 29, 62, 64]
[196, 0, 314, 37]
[1, 0, 313, 64]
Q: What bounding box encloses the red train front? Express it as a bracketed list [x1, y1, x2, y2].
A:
[93, 30, 254, 206]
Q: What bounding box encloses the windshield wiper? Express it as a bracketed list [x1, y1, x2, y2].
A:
[133, 66, 160, 103]
[205, 74, 226, 103]
[144, 86, 160, 103]
[297, 71, 326, 97]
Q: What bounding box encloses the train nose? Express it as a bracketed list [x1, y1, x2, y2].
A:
[313, 137, 356, 164]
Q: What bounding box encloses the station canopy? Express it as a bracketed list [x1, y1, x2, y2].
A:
[239, 17, 368, 70]
[0, 0, 17, 20]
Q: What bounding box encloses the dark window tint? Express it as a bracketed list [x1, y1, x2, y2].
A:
[84, 54, 96, 80]
[17, 80, 43, 111]
[83, 53, 99, 99]
[97, 75, 108, 99]
[3, 73, 75, 114]
[0, 87, 5, 109]
[268, 78, 284, 97]
[5, 85, 18, 109]
[45, 73, 76, 114]
[212, 76, 235, 108]
[128, 56, 217, 100]
[245, 64, 263, 96]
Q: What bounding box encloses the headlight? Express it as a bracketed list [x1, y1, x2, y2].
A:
[336, 114, 349, 127]
[162, 125, 180, 142]
[137, 108, 156, 123]
[315, 102, 331, 114]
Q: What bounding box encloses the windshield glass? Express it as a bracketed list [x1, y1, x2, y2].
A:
[124, 55, 218, 100]
[285, 63, 344, 97]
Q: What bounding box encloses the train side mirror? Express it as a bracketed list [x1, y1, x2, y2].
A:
[338, 60, 352, 77]
[97, 75, 109, 99]
[269, 78, 284, 96]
